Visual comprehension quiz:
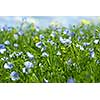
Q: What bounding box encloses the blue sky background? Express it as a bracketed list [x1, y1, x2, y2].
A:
[0, 16, 99, 28]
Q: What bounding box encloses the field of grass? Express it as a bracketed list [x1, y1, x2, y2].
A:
[0, 22, 100, 83]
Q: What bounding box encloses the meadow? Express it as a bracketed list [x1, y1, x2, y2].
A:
[0, 20, 100, 83]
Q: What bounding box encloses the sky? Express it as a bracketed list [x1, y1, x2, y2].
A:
[0, 16, 99, 28]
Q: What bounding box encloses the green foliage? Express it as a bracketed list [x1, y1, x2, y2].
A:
[0, 23, 100, 83]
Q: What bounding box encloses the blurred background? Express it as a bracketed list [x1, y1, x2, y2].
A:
[0, 16, 99, 28]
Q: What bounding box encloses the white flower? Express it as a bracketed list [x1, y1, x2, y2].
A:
[4, 62, 13, 69]
[50, 41, 55, 45]
[67, 59, 72, 65]
[41, 46, 46, 52]
[69, 36, 71, 40]
[94, 39, 99, 44]
[26, 52, 34, 60]
[65, 39, 72, 44]
[14, 34, 18, 40]
[57, 51, 61, 56]
[22, 67, 31, 74]
[76, 44, 80, 48]
[42, 52, 49, 57]
[18, 52, 23, 56]
[22, 67, 26, 73]
[39, 63, 43, 67]
[44, 78, 48, 83]
[59, 37, 66, 44]
[4, 40, 10, 45]
[1, 57, 8, 61]
[80, 46, 84, 51]
[14, 43, 19, 48]
[76, 44, 84, 51]
[0, 48, 6, 54]
[51, 31, 56, 37]
[9, 52, 16, 58]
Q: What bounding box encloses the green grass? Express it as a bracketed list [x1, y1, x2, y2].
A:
[0, 23, 100, 83]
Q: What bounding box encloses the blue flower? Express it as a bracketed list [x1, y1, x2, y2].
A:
[18, 30, 24, 36]
[47, 38, 52, 42]
[90, 50, 95, 58]
[26, 52, 34, 60]
[78, 36, 82, 41]
[0, 25, 8, 31]
[51, 31, 56, 37]
[4, 62, 14, 69]
[4, 40, 10, 45]
[63, 30, 74, 37]
[36, 42, 42, 48]
[47, 39, 55, 45]
[67, 77, 75, 83]
[10, 71, 19, 81]
[80, 30, 84, 35]
[59, 37, 72, 44]
[0, 44, 5, 49]
[24, 61, 34, 68]
[7, 27, 12, 32]
[39, 34, 44, 40]
[35, 26, 40, 32]
[0, 44, 6, 54]
[83, 42, 90, 46]
[70, 32, 75, 37]
[63, 29, 70, 35]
